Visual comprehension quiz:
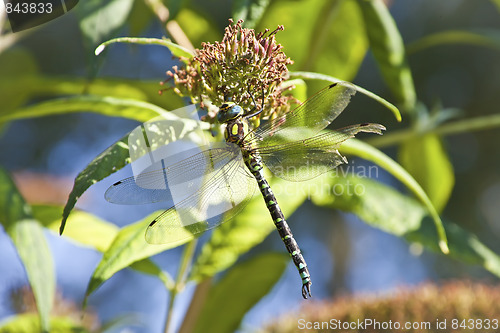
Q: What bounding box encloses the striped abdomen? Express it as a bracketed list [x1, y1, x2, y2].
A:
[244, 151, 312, 299]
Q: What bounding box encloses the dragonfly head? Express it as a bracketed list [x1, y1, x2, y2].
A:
[217, 102, 244, 124]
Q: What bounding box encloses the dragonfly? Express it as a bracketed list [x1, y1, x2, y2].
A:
[105, 82, 385, 299]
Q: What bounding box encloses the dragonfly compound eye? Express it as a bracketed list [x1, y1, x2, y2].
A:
[217, 103, 244, 123]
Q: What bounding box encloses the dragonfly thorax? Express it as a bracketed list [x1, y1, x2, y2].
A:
[218, 102, 250, 144]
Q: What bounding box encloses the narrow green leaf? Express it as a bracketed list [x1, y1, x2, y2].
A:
[85, 211, 190, 299]
[0, 95, 170, 124]
[358, 0, 416, 111]
[368, 113, 500, 148]
[288, 71, 402, 121]
[406, 29, 500, 55]
[193, 253, 288, 333]
[76, 0, 134, 46]
[233, 0, 271, 29]
[0, 76, 184, 117]
[95, 37, 194, 61]
[0, 168, 54, 332]
[398, 134, 454, 212]
[338, 138, 449, 253]
[189, 173, 323, 281]
[0, 313, 89, 333]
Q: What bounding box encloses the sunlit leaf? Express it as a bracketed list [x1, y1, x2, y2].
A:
[0, 76, 184, 117]
[84, 211, 189, 300]
[0, 95, 170, 124]
[358, 0, 416, 112]
[193, 253, 288, 333]
[33, 205, 118, 252]
[0, 168, 54, 332]
[0, 313, 88, 333]
[95, 37, 194, 62]
[33, 204, 173, 290]
[398, 134, 454, 212]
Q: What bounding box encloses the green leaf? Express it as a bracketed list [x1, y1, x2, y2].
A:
[60, 109, 204, 234]
[193, 253, 288, 333]
[33, 205, 118, 252]
[289, 71, 402, 121]
[313, 175, 427, 236]
[189, 172, 323, 281]
[175, 8, 221, 47]
[0, 168, 54, 332]
[491, 0, 500, 12]
[95, 37, 194, 61]
[233, 0, 271, 29]
[259, 0, 367, 82]
[84, 211, 191, 299]
[311, 175, 500, 279]
[398, 134, 454, 212]
[0, 314, 89, 333]
[76, 0, 135, 46]
[358, 0, 416, 112]
[406, 29, 500, 55]
[32, 204, 174, 290]
[0, 95, 170, 124]
[406, 220, 500, 278]
[0, 49, 38, 111]
[0, 76, 184, 118]
[60, 135, 129, 235]
[129, 0, 154, 36]
[338, 138, 449, 253]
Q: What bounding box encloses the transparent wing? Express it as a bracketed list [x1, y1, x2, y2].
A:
[105, 145, 241, 205]
[258, 123, 385, 182]
[145, 155, 257, 244]
[249, 82, 356, 148]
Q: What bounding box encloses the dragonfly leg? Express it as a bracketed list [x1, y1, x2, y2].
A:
[302, 281, 312, 299]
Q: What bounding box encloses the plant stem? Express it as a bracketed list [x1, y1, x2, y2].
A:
[144, 0, 195, 52]
[367, 113, 500, 148]
[163, 240, 197, 333]
[178, 279, 213, 333]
